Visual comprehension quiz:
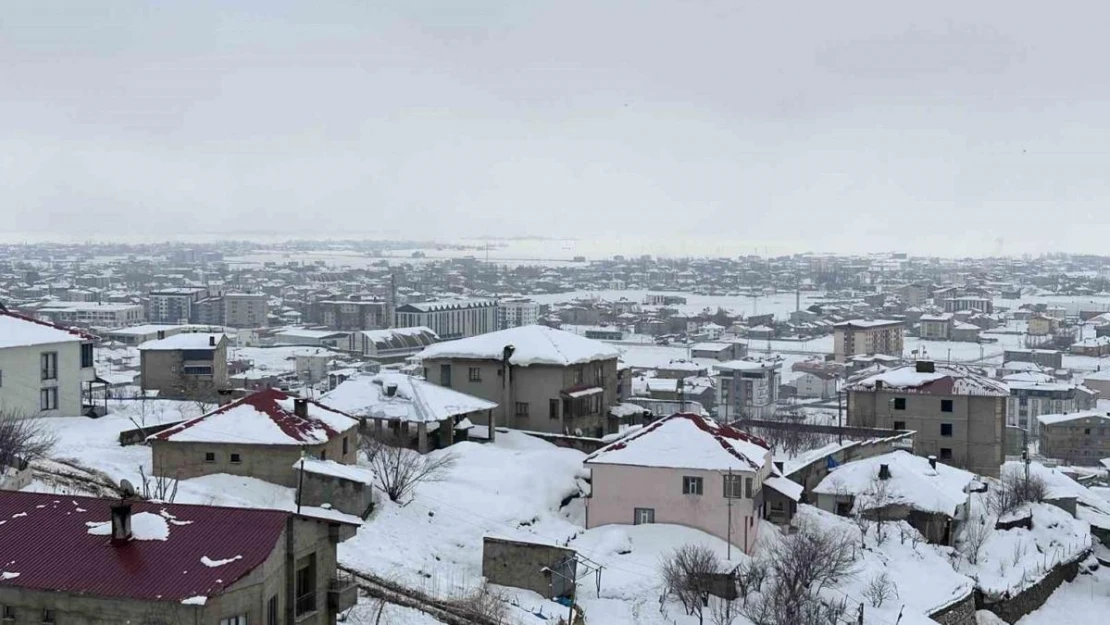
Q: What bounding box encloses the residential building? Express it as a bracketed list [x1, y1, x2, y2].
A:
[148, 287, 210, 323]
[1038, 411, 1110, 466]
[347, 327, 439, 363]
[690, 342, 748, 361]
[35, 301, 144, 327]
[323, 373, 497, 452]
[273, 328, 348, 349]
[0, 490, 358, 625]
[104, 324, 199, 346]
[1071, 336, 1110, 357]
[643, 294, 687, 306]
[813, 450, 973, 545]
[715, 360, 781, 420]
[918, 313, 954, 340]
[418, 325, 620, 437]
[584, 413, 796, 553]
[1083, 369, 1110, 397]
[951, 321, 982, 343]
[395, 299, 497, 340]
[138, 333, 229, 400]
[192, 295, 225, 326]
[1027, 314, 1057, 336]
[1003, 348, 1063, 370]
[1007, 382, 1099, 436]
[584, 328, 624, 341]
[794, 370, 839, 399]
[224, 292, 270, 328]
[315, 299, 390, 331]
[833, 319, 904, 362]
[845, 361, 1009, 477]
[0, 310, 97, 416]
[942, 297, 993, 314]
[149, 389, 368, 516]
[497, 298, 540, 329]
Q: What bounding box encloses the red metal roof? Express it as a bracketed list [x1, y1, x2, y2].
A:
[586, 412, 769, 469]
[150, 387, 356, 444]
[0, 491, 288, 603]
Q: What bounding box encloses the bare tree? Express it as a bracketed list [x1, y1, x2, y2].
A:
[734, 559, 767, 604]
[960, 517, 991, 565]
[860, 474, 897, 543]
[452, 581, 508, 625]
[660, 543, 722, 625]
[862, 571, 898, 608]
[361, 431, 456, 503]
[0, 409, 56, 474]
[177, 377, 219, 419]
[138, 464, 179, 503]
[709, 596, 739, 625]
[988, 471, 1048, 517]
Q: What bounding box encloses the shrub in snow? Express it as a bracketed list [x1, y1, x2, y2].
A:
[361, 431, 456, 503]
[0, 408, 55, 473]
[862, 571, 898, 608]
[451, 582, 508, 625]
[660, 543, 722, 624]
[988, 471, 1048, 517]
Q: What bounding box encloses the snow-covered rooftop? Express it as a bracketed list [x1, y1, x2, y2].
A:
[585, 413, 770, 471]
[150, 388, 357, 445]
[138, 333, 226, 351]
[846, 363, 1008, 397]
[1036, 409, 1110, 427]
[322, 373, 496, 423]
[833, 318, 902, 328]
[416, 324, 619, 367]
[295, 457, 375, 484]
[715, 359, 780, 373]
[814, 450, 974, 517]
[0, 311, 90, 349]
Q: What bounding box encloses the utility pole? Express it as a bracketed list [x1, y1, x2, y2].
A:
[726, 468, 733, 561]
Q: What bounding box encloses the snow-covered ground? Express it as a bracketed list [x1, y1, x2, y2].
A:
[1015, 566, 1110, 625]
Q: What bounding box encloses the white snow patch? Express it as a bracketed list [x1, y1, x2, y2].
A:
[0, 571, 19, 580]
[86, 512, 170, 541]
[201, 555, 243, 568]
[181, 595, 208, 605]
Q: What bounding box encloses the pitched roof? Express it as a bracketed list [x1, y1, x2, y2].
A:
[846, 363, 1008, 397]
[0, 491, 287, 603]
[1036, 410, 1110, 426]
[417, 325, 619, 367]
[813, 450, 974, 517]
[149, 388, 357, 445]
[0, 310, 93, 349]
[322, 373, 496, 423]
[585, 413, 770, 471]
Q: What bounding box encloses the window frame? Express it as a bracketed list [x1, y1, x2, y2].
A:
[41, 351, 58, 381]
[939, 447, 953, 460]
[204, 452, 216, 463]
[230, 453, 242, 464]
[722, 474, 744, 499]
[893, 420, 906, 431]
[514, 401, 529, 417]
[633, 507, 655, 525]
[80, 342, 94, 368]
[549, 399, 560, 420]
[941, 423, 953, 437]
[941, 399, 954, 413]
[40, 387, 59, 411]
[219, 616, 248, 625]
[682, 475, 704, 495]
[468, 367, 482, 382]
[893, 397, 906, 410]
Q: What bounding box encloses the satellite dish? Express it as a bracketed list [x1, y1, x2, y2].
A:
[120, 479, 137, 498]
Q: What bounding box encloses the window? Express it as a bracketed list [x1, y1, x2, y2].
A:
[220, 617, 247, 625]
[549, 399, 560, 420]
[514, 402, 529, 417]
[893, 397, 906, 410]
[633, 507, 655, 525]
[893, 420, 906, 431]
[295, 554, 317, 616]
[320, 450, 327, 461]
[343, 436, 349, 455]
[939, 448, 953, 460]
[204, 452, 216, 463]
[745, 477, 753, 499]
[40, 387, 58, 411]
[682, 476, 703, 495]
[1084, 428, 1092, 435]
[723, 474, 744, 499]
[41, 351, 58, 380]
[941, 399, 954, 413]
[42, 608, 55, 624]
[267, 596, 278, 625]
[230, 453, 242, 464]
[2, 606, 13, 619]
[183, 365, 213, 375]
[941, 423, 953, 437]
[440, 364, 452, 387]
[81, 342, 94, 368]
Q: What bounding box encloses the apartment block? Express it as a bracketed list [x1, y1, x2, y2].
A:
[833, 319, 904, 363]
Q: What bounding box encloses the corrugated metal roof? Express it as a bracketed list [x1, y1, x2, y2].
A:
[0, 491, 287, 603]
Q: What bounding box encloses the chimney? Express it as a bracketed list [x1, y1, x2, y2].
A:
[928, 455, 937, 470]
[110, 503, 133, 542]
[293, 398, 308, 418]
[385, 383, 398, 397]
[916, 360, 935, 373]
[874, 380, 884, 390]
[157, 330, 165, 340]
[878, 464, 891, 480]
[209, 335, 216, 346]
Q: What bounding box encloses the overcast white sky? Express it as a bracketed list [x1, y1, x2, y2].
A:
[3, 1, 1108, 256]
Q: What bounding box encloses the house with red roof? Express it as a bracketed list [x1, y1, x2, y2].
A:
[0, 308, 100, 417]
[583, 413, 800, 554]
[149, 389, 373, 516]
[0, 490, 357, 624]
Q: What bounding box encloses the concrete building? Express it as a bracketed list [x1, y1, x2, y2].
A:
[1003, 348, 1063, 370]
[348, 326, 439, 363]
[690, 342, 748, 361]
[148, 287, 210, 324]
[845, 361, 1009, 477]
[715, 360, 781, 420]
[418, 325, 620, 437]
[794, 370, 839, 399]
[0, 310, 98, 417]
[584, 413, 790, 554]
[395, 299, 497, 340]
[0, 490, 358, 625]
[497, 298, 540, 329]
[1038, 411, 1110, 466]
[918, 313, 954, 340]
[1007, 381, 1099, 436]
[942, 297, 993, 314]
[273, 328, 348, 349]
[833, 319, 904, 363]
[1027, 314, 1057, 336]
[1071, 336, 1110, 357]
[104, 323, 206, 346]
[138, 333, 229, 400]
[224, 292, 270, 328]
[35, 301, 144, 327]
[315, 299, 390, 331]
[323, 373, 497, 452]
[1082, 369, 1110, 397]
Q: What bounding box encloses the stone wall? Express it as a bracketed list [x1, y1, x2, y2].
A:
[118, 421, 185, 446]
[929, 591, 977, 625]
[482, 537, 577, 599]
[976, 557, 1083, 623]
[521, 431, 608, 454]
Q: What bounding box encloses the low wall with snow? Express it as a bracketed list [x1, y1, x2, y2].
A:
[521, 431, 608, 454]
[482, 536, 577, 599]
[975, 556, 1083, 624]
[118, 421, 185, 446]
[0, 466, 32, 492]
[928, 591, 976, 625]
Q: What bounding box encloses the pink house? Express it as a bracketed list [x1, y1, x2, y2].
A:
[584, 413, 798, 554]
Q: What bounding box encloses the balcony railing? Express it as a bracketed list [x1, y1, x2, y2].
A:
[294, 591, 317, 618]
[328, 573, 359, 612]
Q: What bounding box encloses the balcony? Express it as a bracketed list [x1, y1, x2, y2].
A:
[328, 573, 359, 613]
